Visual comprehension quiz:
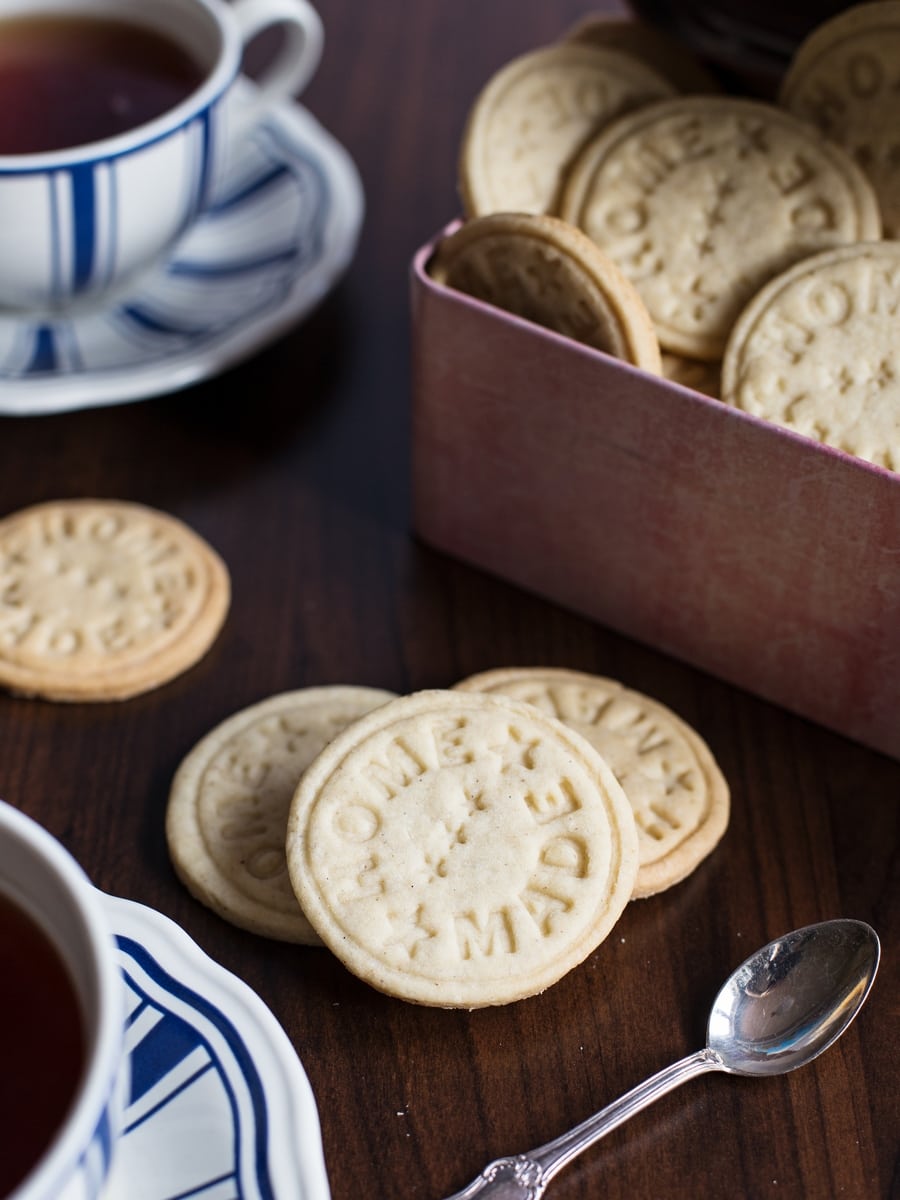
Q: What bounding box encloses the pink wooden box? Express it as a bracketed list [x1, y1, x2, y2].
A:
[410, 228, 900, 761]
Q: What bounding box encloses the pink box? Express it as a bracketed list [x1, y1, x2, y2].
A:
[410, 228, 900, 761]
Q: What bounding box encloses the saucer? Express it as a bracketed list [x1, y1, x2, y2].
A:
[0, 94, 363, 416]
[99, 893, 331, 1200]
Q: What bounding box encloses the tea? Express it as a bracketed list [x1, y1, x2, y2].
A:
[0, 889, 86, 1196]
[0, 14, 205, 155]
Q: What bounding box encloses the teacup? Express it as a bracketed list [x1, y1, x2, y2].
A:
[0, 800, 125, 1200]
[0, 0, 323, 312]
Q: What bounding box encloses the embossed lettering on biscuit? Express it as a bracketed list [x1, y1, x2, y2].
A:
[560, 96, 881, 359]
[285, 690, 638, 1007]
[454, 668, 730, 900]
[0, 499, 229, 701]
[721, 241, 900, 469]
[166, 686, 397, 943]
[780, 1, 900, 237]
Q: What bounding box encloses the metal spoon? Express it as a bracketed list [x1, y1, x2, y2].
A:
[443, 919, 880, 1200]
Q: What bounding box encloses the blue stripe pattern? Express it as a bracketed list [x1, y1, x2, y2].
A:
[70, 164, 97, 292]
[206, 165, 290, 214]
[26, 326, 59, 373]
[167, 247, 299, 279]
[118, 304, 211, 338]
[115, 935, 275, 1200]
[195, 109, 214, 212]
[6, 112, 339, 385]
[128, 1011, 207, 1106]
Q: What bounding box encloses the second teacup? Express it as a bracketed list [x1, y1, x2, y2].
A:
[0, 799, 126, 1200]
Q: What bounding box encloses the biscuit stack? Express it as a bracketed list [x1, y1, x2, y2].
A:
[166, 670, 729, 1008]
[434, 2, 900, 472]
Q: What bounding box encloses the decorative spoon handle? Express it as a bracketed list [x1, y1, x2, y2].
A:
[442, 1048, 722, 1200]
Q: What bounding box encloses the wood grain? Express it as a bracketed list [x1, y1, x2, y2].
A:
[0, 2, 896, 1198]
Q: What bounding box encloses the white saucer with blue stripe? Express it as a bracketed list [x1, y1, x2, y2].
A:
[0, 88, 363, 416]
[99, 892, 330, 1200]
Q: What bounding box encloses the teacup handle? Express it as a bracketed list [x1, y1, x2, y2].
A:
[232, 0, 324, 104]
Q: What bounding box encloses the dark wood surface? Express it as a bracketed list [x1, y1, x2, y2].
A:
[0, 2, 897, 1197]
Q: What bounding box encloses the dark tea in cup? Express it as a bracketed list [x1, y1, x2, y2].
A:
[0, 889, 86, 1196]
[0, 14, 206, 155]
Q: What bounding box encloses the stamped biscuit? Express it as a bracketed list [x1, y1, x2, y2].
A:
[780, 1, 900, 237]
[167, 686, 396, 943]
[0, 499, 229, 701]
[564, 14, 721, 95]
[454, 668, 729, 899]
[559, 96, 881, 360]
[459, 41, 674, 217]
[721, 241, 900, 470]
[285, 689, 639, 1007]
[430, 212, 662, 372]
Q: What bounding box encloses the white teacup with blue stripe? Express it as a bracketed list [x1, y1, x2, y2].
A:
[0, 800, 126, 1200]
[0, 0, 323, 312]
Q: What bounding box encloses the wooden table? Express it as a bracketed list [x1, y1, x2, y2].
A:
[0, 2, 896, 1197]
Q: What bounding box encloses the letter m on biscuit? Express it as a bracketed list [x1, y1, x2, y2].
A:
[454, 908, 515, 959]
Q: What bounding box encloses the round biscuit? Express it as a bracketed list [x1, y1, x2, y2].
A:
[0, 498, 229, 701]
[454, 668, 729, 899]
[429, 212, 662, 372]
[459, 41, 674, 218]
[721, 241, 900, 470]
[285, 689, 639, 1007]
[167, 686, 397, 943]
[780, 1, 900, 237]
[560, 95, 881, 360]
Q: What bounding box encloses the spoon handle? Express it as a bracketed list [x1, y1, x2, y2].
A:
[530, 1047, 722, 1183]
[442, 1048, 722, 1200]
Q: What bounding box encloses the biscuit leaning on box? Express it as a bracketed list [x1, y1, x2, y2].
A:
[0, 499, 229, 700]
[429, 211, 662, 373]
